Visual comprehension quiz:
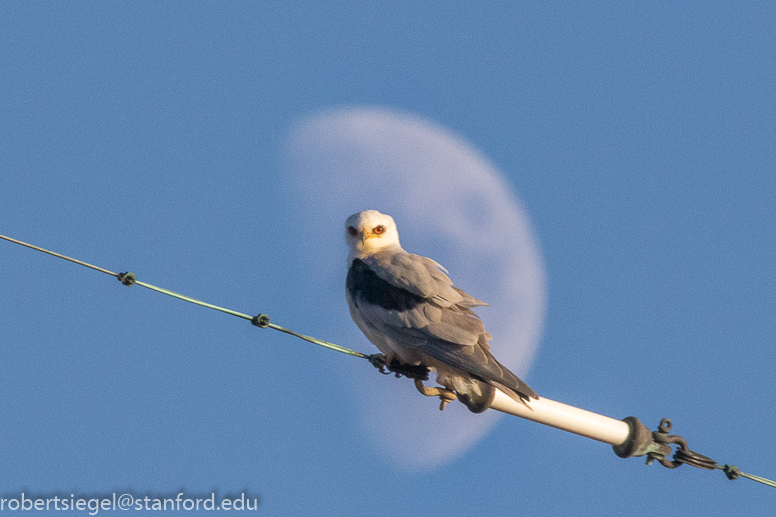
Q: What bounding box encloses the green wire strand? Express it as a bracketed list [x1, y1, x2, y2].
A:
[0, 233, 118, 277]
[740, 472, 776, 488]
[130, 277, 369, 359]
[718, 465, 776, 488]
[0, 233, 370, 360]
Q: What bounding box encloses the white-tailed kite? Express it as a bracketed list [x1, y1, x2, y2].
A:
[345, 210, 537, 413]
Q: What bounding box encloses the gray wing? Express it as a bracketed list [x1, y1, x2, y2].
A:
[352, 250, 537, 401]
[361, 250, 489, 346]
[368, 250, 488, 308]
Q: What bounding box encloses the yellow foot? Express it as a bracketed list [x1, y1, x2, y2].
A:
[414, 380, 458, 411]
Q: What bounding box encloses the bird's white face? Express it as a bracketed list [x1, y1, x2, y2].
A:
[345, 210, 401, 260]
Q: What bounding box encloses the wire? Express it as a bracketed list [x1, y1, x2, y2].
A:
[2, 231, 775, 488]
[0, 233, 118, 277]
[718, 465, 776, 488]
[0, 233, 372, 360]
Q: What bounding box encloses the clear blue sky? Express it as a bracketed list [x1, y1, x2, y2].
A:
[1, 2, 774, 515]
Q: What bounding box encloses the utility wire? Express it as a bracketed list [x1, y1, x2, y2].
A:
[1, 233, 118, 277]
[0, 233, 371, 360]
[2, 231, 774, 489]
[717, 465, 776, 488]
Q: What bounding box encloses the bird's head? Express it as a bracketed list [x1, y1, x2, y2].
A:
[345, 210, 401, 261]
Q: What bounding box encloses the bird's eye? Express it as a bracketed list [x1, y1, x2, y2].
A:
[373, 225, 385, 235]
[347, 226, 358, 236]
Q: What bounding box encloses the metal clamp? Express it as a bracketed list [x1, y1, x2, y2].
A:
[647, 418, 718, 470]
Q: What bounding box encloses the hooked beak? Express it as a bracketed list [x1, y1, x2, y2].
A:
[359, 233, 374, 247]
[358, 230, 380, 245]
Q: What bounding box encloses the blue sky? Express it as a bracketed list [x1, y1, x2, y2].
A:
[1, 2, 774, 515]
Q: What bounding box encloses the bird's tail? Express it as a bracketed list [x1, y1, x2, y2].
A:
[489, 357, 538, 402]
[420, 338, 538, 411]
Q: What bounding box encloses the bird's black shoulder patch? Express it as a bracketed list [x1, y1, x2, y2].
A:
[347, 259, 425, 312]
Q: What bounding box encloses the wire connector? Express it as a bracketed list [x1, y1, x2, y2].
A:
[251, 313, 271, 328]
[649, 418, 717, 470]
[614, 416, 776, 487]
[117, 272, 136, 286]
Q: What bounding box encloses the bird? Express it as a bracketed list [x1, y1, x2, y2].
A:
[345, 209, 537, 413]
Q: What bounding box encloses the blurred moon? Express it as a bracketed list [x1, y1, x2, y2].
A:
[281, 106, 546, 470]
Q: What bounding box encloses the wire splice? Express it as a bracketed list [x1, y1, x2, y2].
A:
[118, 272, 136, 286]
[251, 313, 271, 328]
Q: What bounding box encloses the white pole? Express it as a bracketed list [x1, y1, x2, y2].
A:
[490, 389, 630, 446]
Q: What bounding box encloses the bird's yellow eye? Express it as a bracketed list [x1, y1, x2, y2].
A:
[348, 226, 358, 236]
[373, 225, 385, 235]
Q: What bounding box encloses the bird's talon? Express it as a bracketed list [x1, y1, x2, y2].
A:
[414, 380, 457, 410]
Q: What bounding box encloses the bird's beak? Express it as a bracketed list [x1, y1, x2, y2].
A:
[361, 232, 384, 248]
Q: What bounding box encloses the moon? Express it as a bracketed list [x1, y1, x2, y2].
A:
[281, 106, 546, 470]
